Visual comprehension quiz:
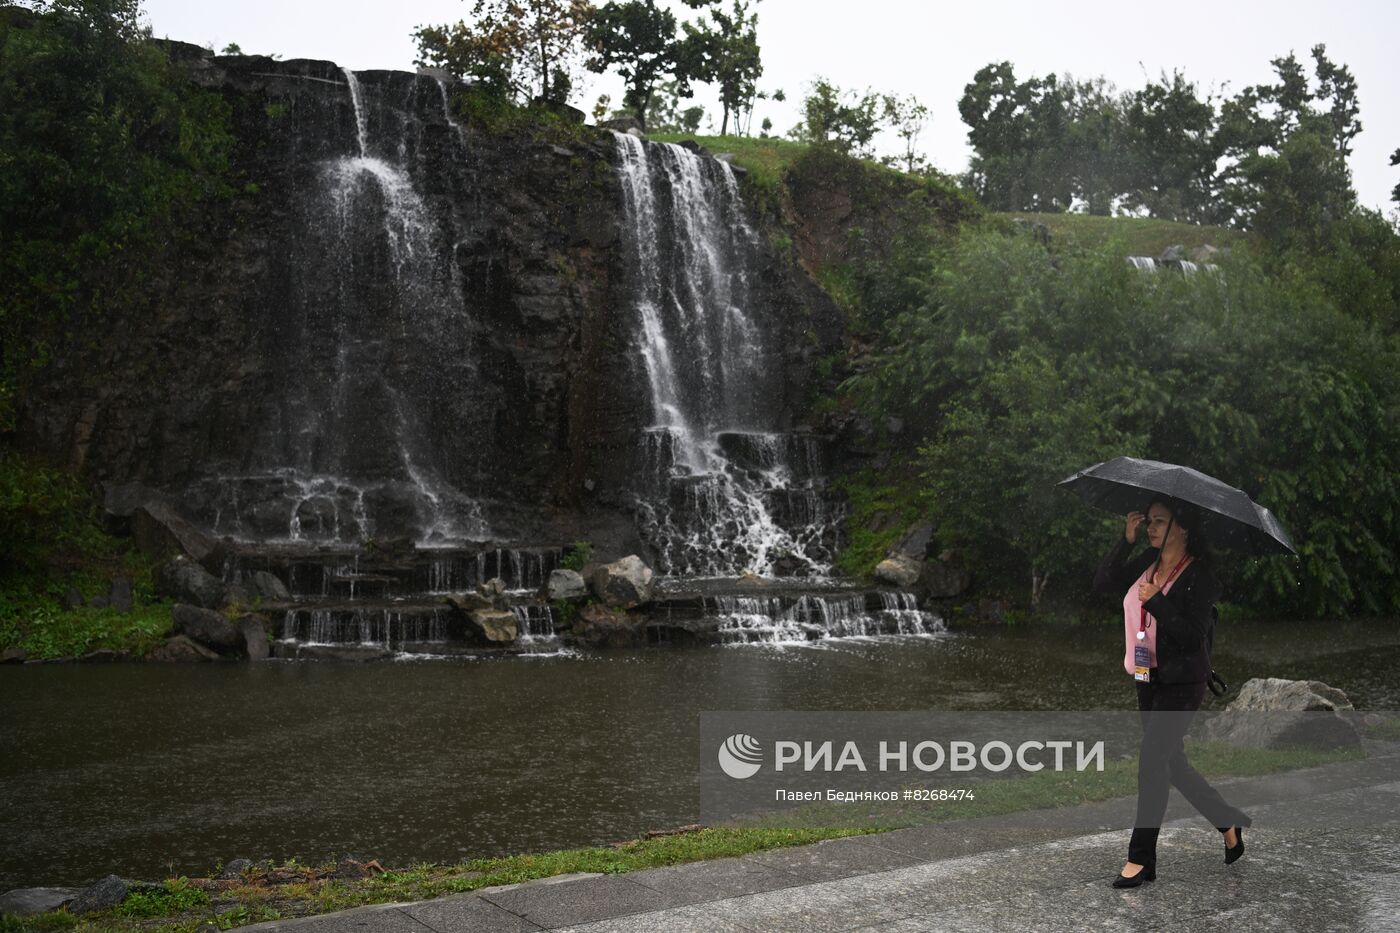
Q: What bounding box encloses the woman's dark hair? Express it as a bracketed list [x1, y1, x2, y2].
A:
[1146, 495, 1214, 561]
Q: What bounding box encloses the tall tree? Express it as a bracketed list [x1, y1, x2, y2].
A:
[681, 0, 761, 136]
[880, 93, 929, 174]
[584, 0, 678, 126]
[1391, 147, 1400, 206]
[958, 62, 1073, 212]
[1119, 71, 1222, 223]
[414, 0, 594, 104]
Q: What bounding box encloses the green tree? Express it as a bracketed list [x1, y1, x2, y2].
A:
[1118, 71, 1222, 223]
[584, 0, 679, 126]
[642, 78, 704, 133]
[790, 77, 883, 156]
[1, 0, 232, 430]
[1390, 146, 1399, 206]
[680, 0, 761, 136]
[1215, 46, 1359, 242]
[958, 62, 1074, 212]
[845, 229, 1400, 617]
[880, 93, 929, 174]
[413, 0, 594, 104]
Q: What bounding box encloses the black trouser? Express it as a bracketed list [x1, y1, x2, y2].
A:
[1128, 678, 1249, 867]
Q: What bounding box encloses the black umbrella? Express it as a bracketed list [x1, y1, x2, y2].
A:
[1058, 456, 1296, 556]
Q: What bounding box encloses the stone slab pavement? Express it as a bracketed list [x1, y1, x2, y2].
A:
[240, 752, 1400, 932]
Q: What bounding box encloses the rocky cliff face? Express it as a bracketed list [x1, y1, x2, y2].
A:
[18, 51, 846, 563]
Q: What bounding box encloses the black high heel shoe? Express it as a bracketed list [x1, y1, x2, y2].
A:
[1111, 864, 1156, 888]
[1224, 826, 1245, 865]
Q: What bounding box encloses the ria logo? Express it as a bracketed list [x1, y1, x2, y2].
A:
[718, 733, 763, 779]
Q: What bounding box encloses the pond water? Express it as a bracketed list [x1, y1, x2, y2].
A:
[2, 619, 1398, 889]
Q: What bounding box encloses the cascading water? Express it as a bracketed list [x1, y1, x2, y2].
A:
[195, 69, 489, 546]
[612, 133, 841, 577]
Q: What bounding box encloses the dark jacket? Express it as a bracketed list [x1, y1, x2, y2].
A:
[1094, 538, 1220, 685]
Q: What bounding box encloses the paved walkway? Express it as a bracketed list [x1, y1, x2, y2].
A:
[243, 753, 1400, 932]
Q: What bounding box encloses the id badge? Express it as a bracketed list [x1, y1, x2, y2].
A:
[1134, 644, 1151, 683]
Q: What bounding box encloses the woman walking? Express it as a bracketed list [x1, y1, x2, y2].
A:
[1094, 496, 1252, 887]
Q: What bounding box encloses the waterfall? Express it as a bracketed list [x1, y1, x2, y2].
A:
[612, 133, 841, 577]
[201, 69, 490, 546]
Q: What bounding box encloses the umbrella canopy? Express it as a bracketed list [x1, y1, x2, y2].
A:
[1058, 456, 1296, 556]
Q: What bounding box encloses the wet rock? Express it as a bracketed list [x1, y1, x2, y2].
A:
[770, 555, 805, 577]
[132, 501, 220, 565]
[0, 886, 82, 916]
[0, 647, 27, 664]
[148, 634, 222, 662]
[1190, 244, 1222, 263]
[79, 649, 128, 663]
[546, 569, 586, 601]
[874, 556, 921, 588]
[236, 614, 270, 661]
[478, 577, 508, 598]
[63, 587, 85, 610]
[1204, 678, 1361, 750]
[1159, 244, 1186, 263]
[586, 555, 654, 609]
[446, 591, 493, 612]
[69, 875, 130, 914]
[251, 571, 290, 601]
[155, 556, 228, 610]
[575, 603, 644, 647]
[468, 608, 518, 642]
[891, 524, 935, 561]
[217, 859, 252, 880]
[171, 604, 243, 654]
[109, 576, 134, 612]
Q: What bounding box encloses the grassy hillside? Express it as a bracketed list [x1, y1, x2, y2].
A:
[1001, 211, 1254, 257]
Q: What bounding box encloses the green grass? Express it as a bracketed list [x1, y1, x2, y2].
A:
[1000, 211, 1254, 258]
[647, 133, 810, 192]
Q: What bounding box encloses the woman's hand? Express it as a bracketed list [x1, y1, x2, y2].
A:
[1125, 511, 1145, 543]
[1138, 580, 1162, 603]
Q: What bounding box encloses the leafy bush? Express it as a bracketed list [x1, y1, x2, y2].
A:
[114, 878, 209, 918]
[845, 227, 1400, 617]
[561, 540, 593, 571]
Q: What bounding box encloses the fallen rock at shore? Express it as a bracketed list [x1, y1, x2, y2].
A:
[172, 604, 244, 654]
[217, 859, 253, 880]
[874, 556, 921, 588]
[235, 614, 271, 661]
[445, 591, 493, 612]
[148, 634, 222, 662]
[132, 501, 221, 567]
[68, 875, 155, 914]
[1203, 677, 1361, 750]
[0, 647, 26, 664]
[0, 886, 83, 916]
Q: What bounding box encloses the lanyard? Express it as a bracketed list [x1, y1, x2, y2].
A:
[1139, 554, 1192, 634]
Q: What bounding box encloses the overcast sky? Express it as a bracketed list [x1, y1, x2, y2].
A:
[142, 0, 1398, 214]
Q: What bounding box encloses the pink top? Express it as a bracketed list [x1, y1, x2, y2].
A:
[1122, 557, 1192, 676]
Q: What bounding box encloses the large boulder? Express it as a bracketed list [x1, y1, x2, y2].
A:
[0, 887, 82, 916]
[467, 609, 518, 643]
[891, 523, 935, 560]
[446, 592, 493, 612]
[586, 555, 654, 609]
[236, 614, 271, 661]
[155, 556, 228, 610]
[546, 569, 587, 601]
[68, 876, 130, 914]
[1204, 678, 1361, 750]
[131, 501, 220, 566]
[874, 556, 921, 588]
[171, 604, 244, 654]
[250, 571, 290, 602]
[147, 635, 221, 662]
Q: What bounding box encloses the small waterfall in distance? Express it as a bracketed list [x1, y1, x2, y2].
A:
[612, 132, 842, 578]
